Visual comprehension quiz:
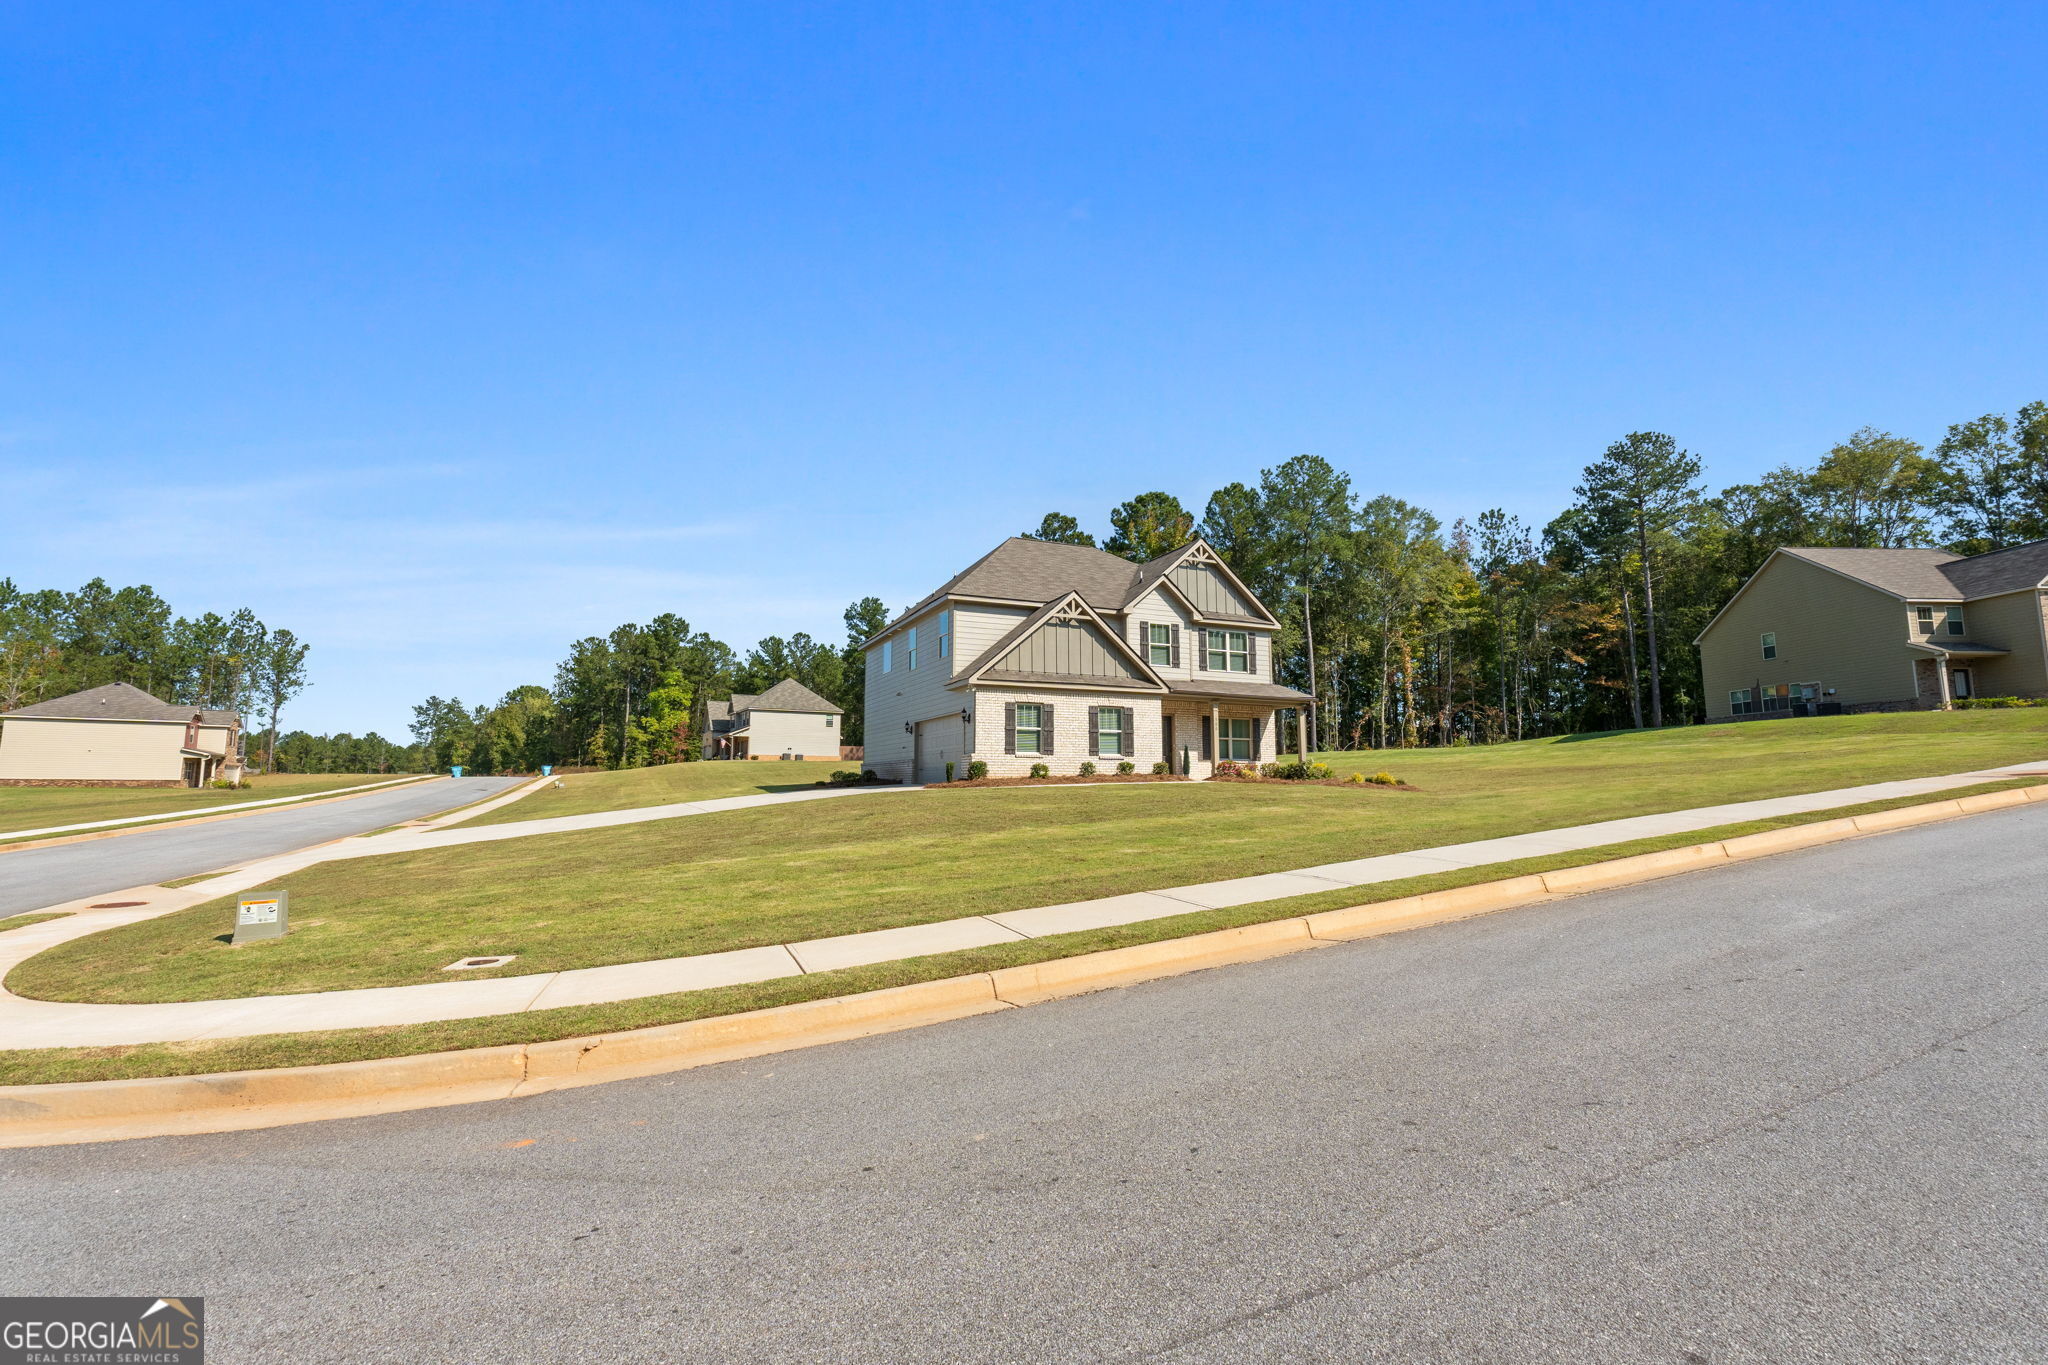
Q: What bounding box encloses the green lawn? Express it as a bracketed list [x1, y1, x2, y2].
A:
[0, 772, 427, 841]
[460, 759, 857, 825]
[14, 710, 2046, 1006]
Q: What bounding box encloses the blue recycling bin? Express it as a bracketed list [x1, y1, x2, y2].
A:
[450, 765, 465, 778]
[541, 765, 553, 777]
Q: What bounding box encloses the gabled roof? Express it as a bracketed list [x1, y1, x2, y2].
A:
[871, 535, 1278, 646]
[736, 678, 843, 715]
[2, 682, 236, 724]
[1940, 538, 2048, 597]
[952, 591, 1168, 693]
[1776, 547, 1967, 600]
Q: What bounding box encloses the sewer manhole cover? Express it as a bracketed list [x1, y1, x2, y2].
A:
[90, 901, 148, 908]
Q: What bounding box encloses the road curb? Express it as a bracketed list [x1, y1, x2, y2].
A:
[4, 780, 2044, 1147]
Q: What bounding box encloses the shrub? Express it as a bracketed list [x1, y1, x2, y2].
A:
[945, 761, 955, 782]
[1116, 760, 1135, 775]
[1265, 760, 1316, 781]
[862, 768, 877, 781]
[1957, 696, 2046, 709]
[1029, 762, 1050, 778]
[967, 760, 989, 780]
[1370, 770, 1399, 786]
[1079, 761, 1098, 777]
[1259, 762, 1280, 778]
[1346, 772, 1365, 784]
[1152, 761, 1170, 775]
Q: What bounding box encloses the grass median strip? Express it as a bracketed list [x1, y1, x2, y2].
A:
[0, 777, 2030, 1087]
[16, 711, 2048, 1006]
[0, 913, 71, 936]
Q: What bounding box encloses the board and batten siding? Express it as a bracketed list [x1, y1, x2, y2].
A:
[0, 717, 188, 781]
[864, 602, 1023, 782]
[984, 619, 1145, 681]
[1120, 586, 1273, 685]
[1168, 563, 1259, 618]
[1951, 590, 2048, 697]
[1699, 555, 1920, 717]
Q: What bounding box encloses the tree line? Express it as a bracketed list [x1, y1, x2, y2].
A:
[0, 577, 311, 768]
[1024, 399, 2046, 748]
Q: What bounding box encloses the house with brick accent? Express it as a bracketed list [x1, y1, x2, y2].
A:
[0, 682, 246, 787]
[861, 537, 1314, 783]
[1697, 539, 2048, 719]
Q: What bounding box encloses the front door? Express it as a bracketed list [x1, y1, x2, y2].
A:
[1951, 668, 1974, 700]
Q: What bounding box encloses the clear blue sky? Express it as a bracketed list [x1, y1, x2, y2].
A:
[4, 3, 2043, 735]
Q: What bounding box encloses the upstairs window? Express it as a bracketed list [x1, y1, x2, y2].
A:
[1945, 608, 1965, 637]
[906, 626, 919, 671]
[1146, 623, 1172, 667]
[1760, 632, 1778, 661]
[937, 611, 952, 659]
[881, 640, 893, 673]
[1208, 630, 1250, 672]
[1014, 703, 1044, 753]
[1917, 606, 1935, 632]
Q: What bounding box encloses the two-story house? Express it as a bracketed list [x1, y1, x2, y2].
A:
[862, 537, 1314, 782]
[1697, 540, 2048, 720]
[702, 679, 845, 760]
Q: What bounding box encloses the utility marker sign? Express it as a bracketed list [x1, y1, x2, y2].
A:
[232, 891, 288, 944]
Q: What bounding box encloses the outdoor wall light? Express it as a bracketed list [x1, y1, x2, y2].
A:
[905, 721, 913, 733]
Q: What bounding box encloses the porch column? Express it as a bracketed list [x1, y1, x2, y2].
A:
[1937, 657, 1954, 711]
[1295, 707, 1308, 764]
[1211, 703, 1221, 771]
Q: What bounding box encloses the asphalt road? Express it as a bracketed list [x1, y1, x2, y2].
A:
[5, 803, 2045, 1363]
[0, 776, 522, 915]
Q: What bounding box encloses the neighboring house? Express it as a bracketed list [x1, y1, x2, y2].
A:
[1697, 540, 2048, 720]
[0, 682, 247, 787]
[862, 536, 1314, 783]
[702, 678, 844, 760]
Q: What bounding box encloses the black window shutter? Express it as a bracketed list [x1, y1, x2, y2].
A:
[1201, 715, 1212, 760]
[1169, 624, 1181, 668]
[1121, 707, 1135, 756]
[1196, 628, 1209, 671]
[1251, 716, 1263, 759]
[1042, 704, 1055, 755]
[1004, 702, 1017, 755]
[1087, 705, 1100, 756]
[1247, 635, 1257, 675]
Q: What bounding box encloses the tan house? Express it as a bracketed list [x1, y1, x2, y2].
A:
[863, 536, 1314, 783]
[1697, 540, 2048, 720]
[703, 678, 844, 760]
[0, 682, 247, 787]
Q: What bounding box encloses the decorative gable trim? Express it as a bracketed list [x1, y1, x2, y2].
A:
[1133, 538, 1280, 626]
[953, 590, 1169, 692]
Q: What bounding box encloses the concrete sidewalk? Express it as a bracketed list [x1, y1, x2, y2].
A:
[2, 761, 2041, 1050]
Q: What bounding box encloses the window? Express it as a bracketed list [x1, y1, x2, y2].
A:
[1729, 688, 1756, 716]
[1917, 606, 1935, 632]
[1095, 708, 1124, 755]
[1760, 683, 1791, 714]
[937, 611, 951, 659]
[906, 626, 919, 671]
[1217, 717, 1254, 761]
[1014, 703, 1044, 754]
[881, 640, 893, 673]
[1147, 623, 1172, 667]
[1208, 630, 1250, 672]
[826, 715, 835, 728]
[1945, 608, 1965, 637]
[1760, 632, 1778, 661]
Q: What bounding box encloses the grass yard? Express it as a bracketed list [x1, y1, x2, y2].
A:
[460, 759, 857, 825]
[0, 772, 426, 841]
[14, 709, 2046, 1006]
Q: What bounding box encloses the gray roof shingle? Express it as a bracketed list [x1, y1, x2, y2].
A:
[736, 679, 843, 715]
[2, 682, 236, 724]
[1939, 539, 2048, 597]
[1779, 541, 2048, 600]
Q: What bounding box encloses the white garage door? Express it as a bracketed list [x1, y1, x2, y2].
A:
[914, 716, 963, 784]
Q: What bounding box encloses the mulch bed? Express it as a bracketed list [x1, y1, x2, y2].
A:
[925, 774, 1194, 788]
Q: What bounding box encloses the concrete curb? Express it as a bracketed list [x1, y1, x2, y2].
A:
[4, 780, 2045, 1147]
[0, 775, 442, 856]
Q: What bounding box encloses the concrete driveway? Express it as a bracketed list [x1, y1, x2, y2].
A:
[4, 802, 2044, 1361]
[0, 776, 522, 916]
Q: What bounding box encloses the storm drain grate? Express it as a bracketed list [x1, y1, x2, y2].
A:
[443, 954, 517, 971]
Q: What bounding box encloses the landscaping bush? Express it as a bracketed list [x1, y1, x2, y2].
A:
[1078, 761, 1097, 776]
[1370, 770, 1400, 785]
[1211, 760, 1245, 778]
[1029, 762, 1050, 778]
[1116, 760, 1135, 775]
[1263, 760, 1334, 781]
[967, 760, 989, 780]
[207, 778, 249, 790]
[945, 761, 955, 782]
[1151, 761, 1170, 775]
[1956, 696, 2047, 709]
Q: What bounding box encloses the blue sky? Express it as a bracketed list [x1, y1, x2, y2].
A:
[4, 3, 2043, 735]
